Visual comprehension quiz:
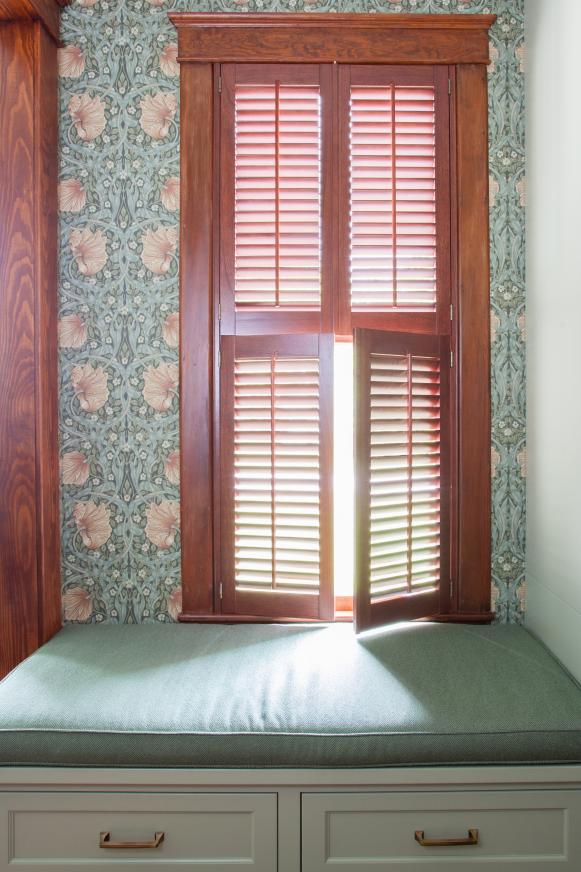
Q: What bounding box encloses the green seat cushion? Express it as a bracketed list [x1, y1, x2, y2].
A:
[1, 623, 581, 768]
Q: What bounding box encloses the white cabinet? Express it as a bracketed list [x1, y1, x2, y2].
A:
[0, 792, 277, 872]
[302, 790, 581, 871]
[1, 767, 581, 872]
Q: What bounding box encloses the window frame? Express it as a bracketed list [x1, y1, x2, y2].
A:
[170, 12, 496, 625]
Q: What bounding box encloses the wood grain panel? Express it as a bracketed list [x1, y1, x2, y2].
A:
[0, 19, 61, 678]
[171, 14, 495, 66]
[179, 63, 215, 616]
[0, 23, 40, 676]
[455, 64, 491, 616]
[0, 0, 68, 43]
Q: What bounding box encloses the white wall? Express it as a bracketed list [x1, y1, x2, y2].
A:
[526, 0, 581, 681]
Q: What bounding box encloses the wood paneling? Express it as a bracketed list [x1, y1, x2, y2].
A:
[170, 14, 495, 66]
[0, 23, 39, 676]
[179, 63, 215, 616]
[0, 18, 61, 677]
[0, 0, 69, 43]
[455, 64, 492, 617]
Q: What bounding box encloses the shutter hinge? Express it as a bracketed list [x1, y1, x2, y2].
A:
[448, 78, 451, 95]
[449, 577, 453, 598]
[218, 302, 221, 321]
[450, 349, 454, 368]
[450, 303, 453, 322]
[219, 583, 223, 599]
[218, 75, 222, 94]
[218, 348, 221, 368]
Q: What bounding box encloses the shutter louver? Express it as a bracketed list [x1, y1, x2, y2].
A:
[349, 85, 437, 312]
[221, 335, 333, 620]
[234, 355, 321, 592]
[369, 352, 441, 599]
[355, 329, 449, 631]
[235, 83, 322, 309]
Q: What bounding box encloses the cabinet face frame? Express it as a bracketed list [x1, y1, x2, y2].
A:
[1, 767, 581, 872]
[170, 13, 495, 624]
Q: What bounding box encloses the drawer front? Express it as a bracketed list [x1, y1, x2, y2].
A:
[0, 792, 277, 872]
[302, 790, 581, 871]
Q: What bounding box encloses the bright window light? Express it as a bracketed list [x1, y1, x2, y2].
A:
[333, 340, 355, 597]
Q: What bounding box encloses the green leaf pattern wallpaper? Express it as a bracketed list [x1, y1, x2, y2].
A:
[58, 0, 525, 624]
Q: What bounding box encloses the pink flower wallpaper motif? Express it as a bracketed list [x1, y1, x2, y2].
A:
[59, 45, 85, 78]
[58, 314, 87, 349]
[141, 226, 178, 274]
[160, 177, 180, 211]
[68, 92, 106, 141]
[143, 362, 178, 411]
[71, 363, 109, 412]
[58, 0, 525, 624]
[164, 450, 180, 485]
[62, 451, 90, 486]
[159, 43, 179, 77]
[73, 501, 112, 550]
[145, 500, 180, 549]
[139, 92, 177, 140]
[63, 586, 94, 621]
[59, 178, 87, 213]
[162, 312, 179, 347]
[70, 227, 108, 276]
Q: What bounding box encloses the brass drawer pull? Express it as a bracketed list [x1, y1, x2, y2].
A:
[99, 831, 165, 849]
[415, 828, 479, 847]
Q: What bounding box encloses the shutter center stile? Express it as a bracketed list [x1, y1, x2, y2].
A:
[406, 351, 413, 594]
[270, 353, 277, 590]
[274, 80, 281, 309]
[390, 83, 398, 310]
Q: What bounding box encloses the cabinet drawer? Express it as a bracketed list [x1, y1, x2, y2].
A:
[0, 792, 276, 872]
[302, 790, 581, 871]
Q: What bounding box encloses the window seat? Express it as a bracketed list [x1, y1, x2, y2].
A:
[0, 622, 580, 769]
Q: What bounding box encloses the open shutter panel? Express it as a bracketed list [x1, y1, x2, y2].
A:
[354, 328, 450, 632]
[220, 334, 333, 620]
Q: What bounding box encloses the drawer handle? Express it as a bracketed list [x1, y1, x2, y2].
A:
[99, 831, 165, 849]
[415, 828, 479, 847]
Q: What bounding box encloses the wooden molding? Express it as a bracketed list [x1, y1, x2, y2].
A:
[178, 63, 215, 617]
[170, 13, 496, 65]
[454, 64, 492, 618]
[0, 0, 70, 43]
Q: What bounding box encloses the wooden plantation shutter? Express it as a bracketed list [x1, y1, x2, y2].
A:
[172, 14, 495, 626]
[220, 334, 333, 620]
[217, 64, 334, 620]
[219, 64, 333, 336]
[336, 65, 450, 336]
[345, 67, 453, 632]
[354, 329, 451, 630]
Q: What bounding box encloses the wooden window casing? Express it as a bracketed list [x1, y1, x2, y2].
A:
[171, 13, 496, 628]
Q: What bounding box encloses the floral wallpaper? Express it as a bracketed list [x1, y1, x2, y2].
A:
[58, 0, 525, 624]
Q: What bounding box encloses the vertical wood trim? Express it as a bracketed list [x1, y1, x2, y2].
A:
[335, 65, 351, 337]
[317, 332, 334, 620]
[179, 62, 215, 615]
[434, 65, 452, 336]
[0, 23, 40, 676]
[455, 63, 491, 615]
[34, 21, 61, 643]
[319, 65, 334, 335]
[353, 328, 371, 631]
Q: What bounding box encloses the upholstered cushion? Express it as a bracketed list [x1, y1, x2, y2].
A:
[0, 622, 580, 767]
